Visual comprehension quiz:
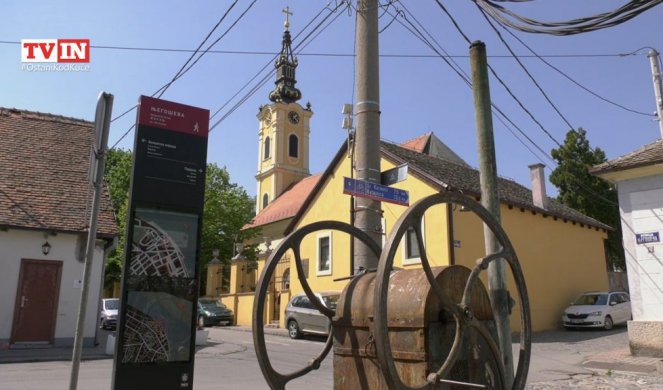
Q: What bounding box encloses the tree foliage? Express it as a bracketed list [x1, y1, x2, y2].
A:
[103, 150, 258, 291]
[549, 128, 624, 270]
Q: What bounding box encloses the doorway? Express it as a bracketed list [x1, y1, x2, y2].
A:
[11, 259, 63, 344]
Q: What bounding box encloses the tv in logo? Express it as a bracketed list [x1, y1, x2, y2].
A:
[21, 39, 90, 63]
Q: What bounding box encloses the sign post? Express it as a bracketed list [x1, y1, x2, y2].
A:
[343, 177, 409, 206]
[112, 96, 209, 390]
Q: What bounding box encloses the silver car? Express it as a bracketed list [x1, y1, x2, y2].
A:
[284, 292, 339, 339]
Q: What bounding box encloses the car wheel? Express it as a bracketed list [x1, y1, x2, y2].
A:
[198, 316, 206, 328]
[604, 315, 613, 330]
[287, 320, 302, 339]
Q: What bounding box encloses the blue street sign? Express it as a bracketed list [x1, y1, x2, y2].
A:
[636, 232, 660, 244]
[343, 177, 409, 206]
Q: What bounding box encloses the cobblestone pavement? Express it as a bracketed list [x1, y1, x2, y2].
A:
[526, 371, 663, 389]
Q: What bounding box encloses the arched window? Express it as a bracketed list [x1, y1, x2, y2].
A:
[288, 134, 298, 158]
[282, 268, 290, 290]
[262, 193, 269, 209]
[263, 136, 271, 160]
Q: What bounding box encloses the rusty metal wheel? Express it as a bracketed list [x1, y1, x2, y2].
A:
[374, 191, 531, 390]
[253, 220, 381, 390]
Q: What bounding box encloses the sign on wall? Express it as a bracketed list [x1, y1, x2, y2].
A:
[112, 96, 209, 390]
[636, 232, 660, 245]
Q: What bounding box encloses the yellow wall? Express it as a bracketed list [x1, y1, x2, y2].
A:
[286, 155, 609, 331]
[235, 152, 610, 332]
[452, 203, 608, 331]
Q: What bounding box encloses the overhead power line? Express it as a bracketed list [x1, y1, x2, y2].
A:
[475, 0, 663, 36]
[0, 39, 652, 59]
[110, 0, 255, 149]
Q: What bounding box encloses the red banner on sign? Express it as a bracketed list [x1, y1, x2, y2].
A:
[137, 95, 209, 137]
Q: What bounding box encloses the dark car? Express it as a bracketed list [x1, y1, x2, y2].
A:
[197, 298, 234, 327]
[284, 292, 340, 339]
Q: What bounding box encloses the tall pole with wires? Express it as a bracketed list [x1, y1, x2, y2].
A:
[470, 41, 515, 388]
[353, 0, 382, 273]
[648, 48, 663, 139]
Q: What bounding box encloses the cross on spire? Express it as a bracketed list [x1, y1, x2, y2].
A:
[283, 6, 292, 30]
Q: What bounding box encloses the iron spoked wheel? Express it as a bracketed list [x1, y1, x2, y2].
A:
[253, 220, 381, 390]
[374, 191, 531, 390]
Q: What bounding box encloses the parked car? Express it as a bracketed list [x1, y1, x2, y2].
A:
[197, 298, 234, 327]
[100, 298, 119, 330]
[284, 291, 340, 339]
[562, 291, 631, 330]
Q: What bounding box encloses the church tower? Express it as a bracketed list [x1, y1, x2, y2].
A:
[256, 8, 312, 213]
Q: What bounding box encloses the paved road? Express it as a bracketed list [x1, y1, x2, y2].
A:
[0, 325, 661, 389]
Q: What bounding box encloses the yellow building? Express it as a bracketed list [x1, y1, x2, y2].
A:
[215, 18, 612, 332]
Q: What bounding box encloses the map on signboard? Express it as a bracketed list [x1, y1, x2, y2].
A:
[130, 209, 198, 278]
[121, 291, 193, 363]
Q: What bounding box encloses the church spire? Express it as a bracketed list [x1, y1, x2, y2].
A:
[268, 6, 302, 104]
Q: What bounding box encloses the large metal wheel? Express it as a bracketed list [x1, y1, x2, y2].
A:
[253, 220, 381, 390]
[374, 191, 531, 390]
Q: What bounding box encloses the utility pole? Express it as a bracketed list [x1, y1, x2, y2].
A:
[353, 0, 382, 273]
[69, 92, 114, 390]
[647, 48, 663, 139]
[470, 41, 514, 387]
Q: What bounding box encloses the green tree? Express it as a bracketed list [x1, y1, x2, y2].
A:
[103, 151, 258, 292]
[104, 148, 132, 290]
[549, 128, 624, 270]
[199, 164, 259, 294]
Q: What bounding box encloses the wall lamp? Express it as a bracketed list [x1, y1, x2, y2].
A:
[42, 240, 52, 255]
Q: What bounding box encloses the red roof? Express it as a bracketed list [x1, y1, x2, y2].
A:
[0, 108, 118, 236]
[400, 132, 432, 153]
[244, 174, 322, 229]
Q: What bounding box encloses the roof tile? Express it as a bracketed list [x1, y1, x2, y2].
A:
[0, 108, 118, 236]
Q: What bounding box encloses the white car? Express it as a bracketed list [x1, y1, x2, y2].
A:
[100, 298, 119, 330]
[562, 291, 631, 330]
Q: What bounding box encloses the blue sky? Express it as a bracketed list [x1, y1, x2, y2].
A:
[2, 1, 662, 199]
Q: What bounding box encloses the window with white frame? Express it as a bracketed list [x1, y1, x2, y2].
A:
[402, 216, 425, 265]
[317, 232, 332, 276]
[262, 193, 269, 209]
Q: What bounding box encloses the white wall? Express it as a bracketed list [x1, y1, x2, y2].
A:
[618, 176, 663, 321]
[0, 228, 106, 345]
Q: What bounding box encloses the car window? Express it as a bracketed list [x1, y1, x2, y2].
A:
[572, 294, 607, 306]
[322, 295, 339, 310]
[105, 299, 119, 310]
[620, 293, 630, 303]
[609, 294, 619, 305]
[300, 297, 314, 309]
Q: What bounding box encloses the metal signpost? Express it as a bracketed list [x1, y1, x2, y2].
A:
[112, 96, 209, 390]
[380, 163, 408, 186]
[343, 177, 409, 206]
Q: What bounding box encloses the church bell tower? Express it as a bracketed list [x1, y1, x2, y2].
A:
[255, 8, 312, 213]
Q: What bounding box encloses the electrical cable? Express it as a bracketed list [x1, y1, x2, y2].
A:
[110, 0, 255, 149]
[475, 0, 663, 36]
[209, 1, 350, 132]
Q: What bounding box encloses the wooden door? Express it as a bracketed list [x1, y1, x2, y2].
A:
[11, 259, 63, 344]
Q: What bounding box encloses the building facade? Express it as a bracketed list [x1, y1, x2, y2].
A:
[0, 108, 118, 347]
[592, 138, 663, 356]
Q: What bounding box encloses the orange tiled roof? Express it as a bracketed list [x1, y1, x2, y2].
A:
[244, 174, 322, 229]
[400, 132, 432, 153]
[0, 108, 118, 236]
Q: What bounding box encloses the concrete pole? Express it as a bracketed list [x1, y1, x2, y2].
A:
[469, 41, 514, 387]
[353, 0, 382, 273]
[647, 49, 663, 139]
[69, 92, 114, 390]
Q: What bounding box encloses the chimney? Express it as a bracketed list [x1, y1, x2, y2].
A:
[528, 163, 548, 210]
